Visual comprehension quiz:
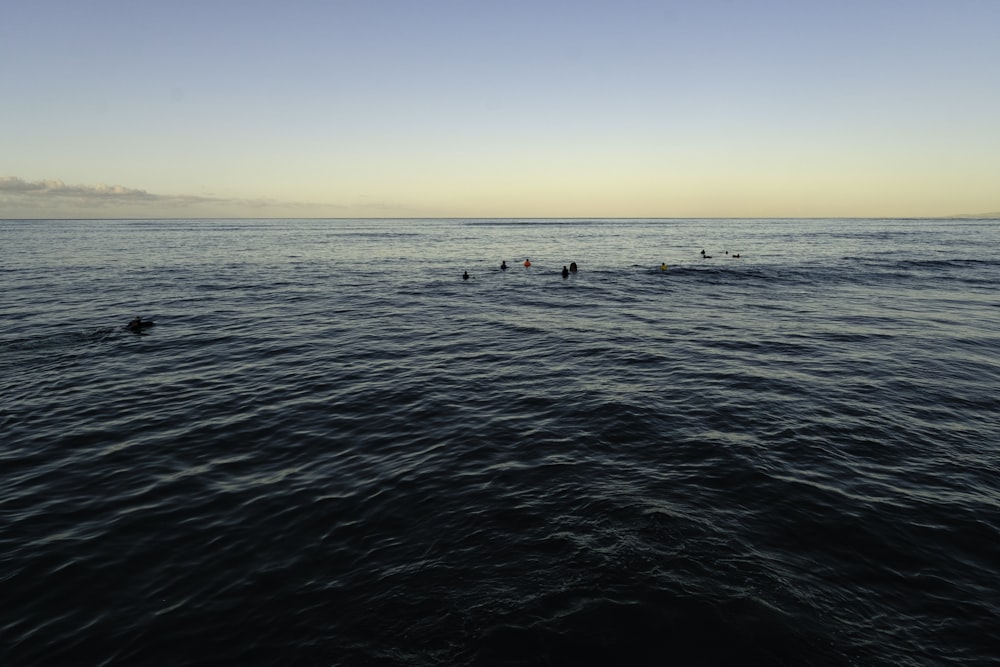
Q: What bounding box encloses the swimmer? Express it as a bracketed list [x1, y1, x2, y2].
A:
[562, 265, 569, 278]
[463, 271, 469, 280]
[569, 262, 578, 273]
[524, 258, 531, 267]
[501, 260, 508, 270]
[126, 316, 154, 333]
[660, 263, 668, 271]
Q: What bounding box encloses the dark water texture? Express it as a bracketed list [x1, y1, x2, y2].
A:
[2, 218, 999, 666]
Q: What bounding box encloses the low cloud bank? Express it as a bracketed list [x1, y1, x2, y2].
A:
[0, 177, 157, 201]
[0, 176, 340, 217]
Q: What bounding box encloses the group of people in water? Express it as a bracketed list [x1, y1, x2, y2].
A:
[469, 249, 740, 280]
[468, 260, 578, 280]
[701, 248, 741, 259]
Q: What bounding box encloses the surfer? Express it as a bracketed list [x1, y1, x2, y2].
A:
[126, 316, 153, 333]
[463, 271, 469, 280]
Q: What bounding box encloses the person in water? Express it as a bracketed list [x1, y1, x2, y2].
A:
[501, 260, 508, 270]
[562, 265, 569, 278]
[660, 263, 668, 271]
[463, 271, 469, 280]
[126, 316, 149, 333]
[523, 258, 531, 267]
[569, 262, 577, 273]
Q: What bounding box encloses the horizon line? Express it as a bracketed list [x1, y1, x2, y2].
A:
[3, 215, 999, 222]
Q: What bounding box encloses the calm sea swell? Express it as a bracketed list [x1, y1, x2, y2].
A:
[2, 218, 999, 666]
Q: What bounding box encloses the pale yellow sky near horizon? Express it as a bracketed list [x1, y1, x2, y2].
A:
[3, 1, 999, 219]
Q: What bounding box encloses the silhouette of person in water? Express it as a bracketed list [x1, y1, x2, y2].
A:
[501, 261, 508, 270]
[127, 316, 143, 332]
[523, 258, 531, 267]
[569, 262, 577, 273]
[463, 271, 469, 280]
[562, 265, 569, 278]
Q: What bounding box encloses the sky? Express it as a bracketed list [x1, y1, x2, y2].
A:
[2, 0, 999, 219]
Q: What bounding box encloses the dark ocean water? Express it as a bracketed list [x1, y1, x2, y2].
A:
[2, 217, 999, 666]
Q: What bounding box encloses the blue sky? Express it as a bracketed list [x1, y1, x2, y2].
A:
[2, 0, 998, 218]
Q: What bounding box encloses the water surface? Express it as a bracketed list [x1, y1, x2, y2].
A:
[2, 218, 999, 666]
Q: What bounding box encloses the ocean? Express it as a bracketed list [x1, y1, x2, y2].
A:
[2, 217, 999, 666]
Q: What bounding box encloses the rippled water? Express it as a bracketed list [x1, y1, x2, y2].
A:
[2, 218, 999, 666]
